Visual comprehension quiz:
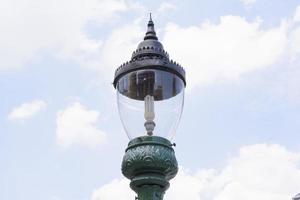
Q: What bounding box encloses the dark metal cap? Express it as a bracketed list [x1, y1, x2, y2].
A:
[113, 15, 186, 88]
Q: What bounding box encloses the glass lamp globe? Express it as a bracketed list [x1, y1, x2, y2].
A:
[116, 69, 184, 140]
[113, 16, 186, 140]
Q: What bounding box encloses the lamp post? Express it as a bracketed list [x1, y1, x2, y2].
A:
[113, 15, 186, 200]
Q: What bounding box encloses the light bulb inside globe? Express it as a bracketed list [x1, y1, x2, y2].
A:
[144, 95, 155, 136]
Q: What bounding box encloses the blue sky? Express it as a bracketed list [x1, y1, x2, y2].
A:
[1, 0, 300, 200]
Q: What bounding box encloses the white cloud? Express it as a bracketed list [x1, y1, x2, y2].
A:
[240, 0, 257, 7]
[293, 6, 300, 22]
[158, 2, 177, 13]
[162, 16, 288, 90]
[8, 100, 47, 120]
[100, 23, 144, 78]
[91, 179, 134, 200]
[56, 102, 107, 148]
[0, 0, 130, 70]
[2, 0, 299, 97]
[91, 144, 300, 200]
[290, 27, 300, 57]
[92, 5, 300, 94]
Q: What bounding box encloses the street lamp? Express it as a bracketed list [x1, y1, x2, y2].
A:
[113, 15, 186, 200]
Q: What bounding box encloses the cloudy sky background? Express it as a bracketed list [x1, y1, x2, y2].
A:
[1, 0, 300, 199]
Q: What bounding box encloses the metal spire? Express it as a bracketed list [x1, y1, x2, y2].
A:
[144, 13, 158, 40]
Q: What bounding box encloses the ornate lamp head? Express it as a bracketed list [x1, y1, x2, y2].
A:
[113, 15, 186, 140]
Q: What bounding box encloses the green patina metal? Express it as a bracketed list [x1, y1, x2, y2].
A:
[122, 136, 178, 200]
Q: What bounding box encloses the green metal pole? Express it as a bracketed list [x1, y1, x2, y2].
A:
[134, 185, 164, 200]
[122, 136, 178, 200]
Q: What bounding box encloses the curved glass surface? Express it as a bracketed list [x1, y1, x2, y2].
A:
[117, 69, 185, 140]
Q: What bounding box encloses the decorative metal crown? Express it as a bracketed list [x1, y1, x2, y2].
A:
[113, 15, 186, 88]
